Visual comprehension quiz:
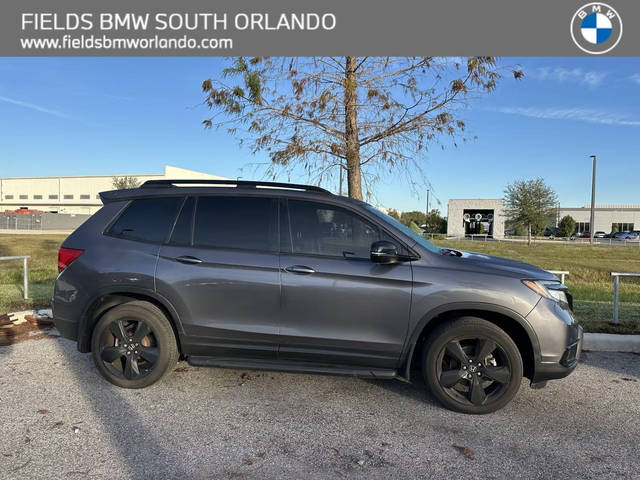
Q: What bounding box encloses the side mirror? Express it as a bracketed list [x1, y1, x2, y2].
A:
[370, 240, 400, 264]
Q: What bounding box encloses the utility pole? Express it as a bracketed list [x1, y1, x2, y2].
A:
[425, 189, 430, 232]
[589, 155, 597, 245]
[426, 189, 430, 216]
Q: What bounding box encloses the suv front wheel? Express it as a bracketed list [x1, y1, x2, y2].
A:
[423, 317, 523, 414]
[91, 301, 179, 388]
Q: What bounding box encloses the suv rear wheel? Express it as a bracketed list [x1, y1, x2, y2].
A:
[423, 317, 523, 414]
[91, 301, 179, 388]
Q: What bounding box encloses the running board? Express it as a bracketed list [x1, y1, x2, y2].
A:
[187, 356, 398, 379]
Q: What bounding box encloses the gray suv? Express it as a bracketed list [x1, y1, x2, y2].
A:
[53, 180, 582, 414]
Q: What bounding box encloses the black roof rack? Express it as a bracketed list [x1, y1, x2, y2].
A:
[140, 179, 331, 194]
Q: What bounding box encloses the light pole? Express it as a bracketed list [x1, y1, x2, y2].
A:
[589, 155, 596, 245]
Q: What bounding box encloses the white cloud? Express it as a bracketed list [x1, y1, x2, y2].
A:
[631, 74, 640, 85]
[526, 67, 607, 88]
[492, 106, 640, 127]
[0, 95, 70, 119]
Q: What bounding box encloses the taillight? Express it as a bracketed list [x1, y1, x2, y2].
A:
[58, 247, 84, 273]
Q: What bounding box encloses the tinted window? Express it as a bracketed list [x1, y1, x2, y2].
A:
[286, 200, 383, 258]
[170, 196, 195, 245]
[194, 196, 277, 251]
[108, 197, 183, 243]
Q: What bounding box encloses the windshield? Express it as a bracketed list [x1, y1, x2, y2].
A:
[363, 205, 441, 254]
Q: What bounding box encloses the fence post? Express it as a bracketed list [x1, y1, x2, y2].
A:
[612, 274, 619, 324]
[23, 256, 28, 299]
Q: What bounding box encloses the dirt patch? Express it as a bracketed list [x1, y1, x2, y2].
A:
[0, 311, 58, 346]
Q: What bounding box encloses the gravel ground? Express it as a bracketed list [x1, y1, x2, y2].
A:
[0, 336, 639, 480]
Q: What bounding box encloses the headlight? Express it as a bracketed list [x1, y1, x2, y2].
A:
[522, 280, 569, 305]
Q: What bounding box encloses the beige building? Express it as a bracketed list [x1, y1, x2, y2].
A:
[557, 205, 640, 234]
[0, 165, 226, 215]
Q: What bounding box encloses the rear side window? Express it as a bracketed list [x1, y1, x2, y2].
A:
[108, 197, 183, 243]
[194, 196, 277, 251]
[170, 196, 195, 245]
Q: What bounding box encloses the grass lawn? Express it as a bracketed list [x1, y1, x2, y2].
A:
[0, 234, 67, 313]
[1, 234, 639, 334]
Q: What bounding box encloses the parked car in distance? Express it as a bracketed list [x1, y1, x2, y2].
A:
[543, 227, 561, 238]
[593, 231, 606, 238]
[614, 231, 638, 240]
[53, 179, 582, 414]
[579, 231, 591, 238]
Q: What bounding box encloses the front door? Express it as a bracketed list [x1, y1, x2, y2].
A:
[278, 199, 413, 368]
[156, 195, 281, 359]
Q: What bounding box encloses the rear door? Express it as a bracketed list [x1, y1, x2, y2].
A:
[278, 199, 413, 368]
[156, 195, 281, 359]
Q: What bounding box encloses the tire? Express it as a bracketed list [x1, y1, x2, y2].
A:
[91, 301, 179, 388]
[422, 317, 523, 414]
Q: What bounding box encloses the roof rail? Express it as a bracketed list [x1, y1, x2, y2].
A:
[140, 179, 331, 194]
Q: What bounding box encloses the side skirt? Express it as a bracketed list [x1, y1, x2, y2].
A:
[187, 356, 398, 380]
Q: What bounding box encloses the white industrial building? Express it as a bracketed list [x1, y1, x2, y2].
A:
[448, 198, 640, 238]
[0, 165, 226, 215]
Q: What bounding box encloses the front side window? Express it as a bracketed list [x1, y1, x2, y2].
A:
[108, 196, 183, 243]
[193, 196, 277, 252]
[286, 200, 384, 258]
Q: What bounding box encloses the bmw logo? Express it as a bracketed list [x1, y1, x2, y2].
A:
[571, 3, 623, 54]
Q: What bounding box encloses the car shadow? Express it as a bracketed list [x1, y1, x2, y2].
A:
[55, 337, 192, 479]
[363, 368, 441, 406]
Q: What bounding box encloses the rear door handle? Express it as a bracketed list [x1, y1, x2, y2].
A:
[175, 255, 203, 265]
[284, 265, 315, 275]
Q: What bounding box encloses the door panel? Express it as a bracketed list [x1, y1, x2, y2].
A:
[279, 255, 412, 367]
[278, 199, 413, 368]
[155, 195, 281, 359]
[156, 246, 281, 358]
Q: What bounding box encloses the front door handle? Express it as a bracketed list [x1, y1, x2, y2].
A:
[175, 255, 203, 265]
[284, 265, 315, 275]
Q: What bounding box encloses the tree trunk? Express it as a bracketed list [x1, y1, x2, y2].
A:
[527, 223, 532, 246]
[344, 56, 362, 200]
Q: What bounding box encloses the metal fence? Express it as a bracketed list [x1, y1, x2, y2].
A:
[0, 212, 90, 231]
[0, 255, 29, 299]
[444, 234, 640, 246]
[611, 272, 640, 324]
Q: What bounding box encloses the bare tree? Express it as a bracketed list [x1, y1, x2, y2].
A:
[202, 57, 522, 200]
[112, 176, 141, 190]
[504, 179, 558, 246]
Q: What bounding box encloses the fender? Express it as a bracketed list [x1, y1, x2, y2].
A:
[399, 301, 541, 380]
[77, 285, 184, 352]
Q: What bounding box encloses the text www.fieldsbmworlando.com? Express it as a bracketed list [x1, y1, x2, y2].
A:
[19, 34, 233, 51]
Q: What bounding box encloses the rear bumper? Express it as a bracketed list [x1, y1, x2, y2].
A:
[52, 299, 79, 342]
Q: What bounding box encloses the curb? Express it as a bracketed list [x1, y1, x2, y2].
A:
[583, 333, 640, 353]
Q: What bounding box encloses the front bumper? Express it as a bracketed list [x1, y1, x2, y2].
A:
[526, 297, 583, 383]
[533, 325, 583, 382]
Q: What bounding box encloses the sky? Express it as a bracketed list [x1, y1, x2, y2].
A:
[0, 56, 639, 213]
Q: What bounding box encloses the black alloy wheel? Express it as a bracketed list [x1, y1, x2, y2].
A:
[437, 337, 512, 407]
[99, 317, 159, 380]
[423, 317, 523, 414]
[91, 301, 179, 388]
